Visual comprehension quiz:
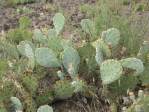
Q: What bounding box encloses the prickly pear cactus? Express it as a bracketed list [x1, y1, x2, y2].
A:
[95, 46, 104, 65]
[17, 40, 34, 58]
[120, 58, 144, 75]
[35, 47, 61, 67]
[37, 105, 53, 112]
[33, 29, 47, 44]
[54, 80, 74, 100]
[48, 29, 57, 39]
[10, 97, 23, 112]
[92, 39, 111, 65]
[48, 29, 63, 55]
[81, 19, 96, 38]
[62, 46, 80, 78]
[48, 34, 63, 55]
[53, 13, 65, 35]
[100, 59, 123, 84]
[101, 28, 120, 47]
[138, 41, 149, 62]
[17, 40, 35, 69]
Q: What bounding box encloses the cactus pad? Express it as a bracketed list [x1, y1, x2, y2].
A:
[81, 19, 96, 37]
[53, 13, 65, 35]
[17, 41, 34, 58]
[35, 47, 60, 68]
[10, 97, 23, 111]
[37, 105, 53, 112]
[100, 59, 123, 84]
[33, 29, 47, 44]
[120, 58, 144, 75]
[62, 46, 80, 78]
[101, 28, 120, 47]
[92, 39, 111, 65]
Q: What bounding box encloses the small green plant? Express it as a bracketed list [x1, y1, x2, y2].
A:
[0, 60, 8, 79]
[54, 80, 74, 100]
[35, 90, 54, 106]
[7, 28, 32, 44]
[16, 7, 33, 14]
[19, 16, 31, 29]
[7, 16, 32, 44]
[21, 75, 38, 95]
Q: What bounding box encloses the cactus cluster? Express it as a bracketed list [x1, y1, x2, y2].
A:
[0, 11, 147, 112]
[88, 25, 144, 84]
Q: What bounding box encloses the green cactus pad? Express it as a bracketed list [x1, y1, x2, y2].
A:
[48, 36, 63, 55]
[10, 97, 23, 111]
[17, 40, 34, 58]
[95, 46, 104, 65]
[101, 28, 120, 47]
[48, 29, 57, 39]
[138, 41, 149, 62]
[37, 105, 53, 112]
[138, 41, 149, 56]
[120, 58, 144, 75]
[62, 47, 80, 78]
[53, 13, 65, 35]
[81, 19, 96, 37]
[92, 39, 111, 65]
[33, 29, 47, 44]
[100, 59, 123, 84]
[35, 47, 60, 68]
